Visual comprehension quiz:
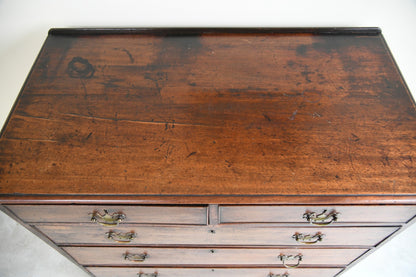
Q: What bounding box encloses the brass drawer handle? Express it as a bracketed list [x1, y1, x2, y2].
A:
[268, 273, 289, 277]
[106, 231, 136, 243]
[90, 209, 126, 226]
[278, 254, 303, 269]
[292, 232, 325, 244]
[303, 209, 339, 225]
[123, 252, 148, 262]
[137, 273, 158, 277]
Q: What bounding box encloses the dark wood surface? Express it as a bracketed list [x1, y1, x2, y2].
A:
[0, 28, 415, 199]
[2, 195, 416, 205]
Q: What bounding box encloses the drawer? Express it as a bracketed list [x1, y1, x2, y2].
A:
[219, 205, 416, 224]
[65, 246, 367, 266]
[87, 267, 343, 277]
[37, 224, 397, 246]
[6, 205, 207, 225]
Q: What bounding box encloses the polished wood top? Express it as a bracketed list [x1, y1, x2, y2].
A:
[0, 28, 415, 198]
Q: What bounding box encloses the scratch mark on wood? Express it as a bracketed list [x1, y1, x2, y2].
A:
[165, 144, 174, 160]
[80, 79, 94, 117]
[230, 167, 241, 175]
[154, 140, 166, 151]
[144, 72, 168, 95]
[263, 113, 272, 122]
[122, 49, 134, 63]
[402, 155, 413, 169]
[312, 112, 322, 118]
[99, 78, 123, 88]
[186, 151, 197, 158]
[14, 114, 54, 121]
[381, 155, 390, 166]
[304, 90, 322, 103]
[346, 138, 362, 182]
[289, 110, 298, 120]
[80, 79, 88, 99]
[350, 133, 360, 142]
[62, 113, 217, 128]
[4, 137, 58, 143]
[263, 175, 274, 184]
[113, 48, 134, 63]
[164, 120, 176, 130]
[301, 65, 313, 83]
[283, 92, 304, 97]
[184, 142, 190, 153]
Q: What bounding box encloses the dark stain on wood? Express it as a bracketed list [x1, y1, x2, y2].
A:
[67, 57, 94, 78]
[144, 71, 168, 95]
[41, 36, 74, 81]
[296, 44, 308, 56]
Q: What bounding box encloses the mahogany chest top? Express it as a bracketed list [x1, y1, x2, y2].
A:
[1, 28, 416, 277]
[0, 28, 415, 204]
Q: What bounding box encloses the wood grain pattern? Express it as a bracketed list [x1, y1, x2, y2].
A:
[2, 195, 416, 205]
[64, 246, 366, 266]
[36, 224, 397, 246]
[6, 205, 207, 225]
[0, 29, 415, 198]
[219, 205, 416, 223]
[86, 267, 342, 277]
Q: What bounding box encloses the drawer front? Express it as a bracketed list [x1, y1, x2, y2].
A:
[6, 205, 207, 225]
[87, 267, 343, 277]
[66, 246, 366, 266]
[219, 205, 416, 224]
[37, 224, 397, 246]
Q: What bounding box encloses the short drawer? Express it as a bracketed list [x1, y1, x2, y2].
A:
[66, 246, 366, 266]
[87, 267, 343, 277]
[6, 205, 207, 225]
[37, 224, 397, 246]
[219, 205, 416, 224]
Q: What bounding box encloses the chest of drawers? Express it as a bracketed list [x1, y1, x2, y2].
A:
[0, 28, 415, 277]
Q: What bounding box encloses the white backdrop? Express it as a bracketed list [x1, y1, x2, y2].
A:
[0, 0, 415, 276]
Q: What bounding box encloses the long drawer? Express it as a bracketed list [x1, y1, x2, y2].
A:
[6, 205, 207, 225]
[65, 246, 367, 266]
[219, 205, 416, 224]
[37, 224, 398, 246]
[87, 267, 343, 277]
